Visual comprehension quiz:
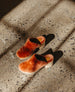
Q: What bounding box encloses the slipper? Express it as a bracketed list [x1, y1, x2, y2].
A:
[16, 36, 46, 59]
[19, 54, 54, 74]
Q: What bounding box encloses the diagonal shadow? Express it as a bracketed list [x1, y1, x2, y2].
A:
[2, 0, 63, 39]
[0, 39, 21, 58]
[2, 20, 27, 40]
[0, 30, 28, 59]
[70, 0, 75, 2]
[41, 48, 63, 64]
[54, 28, 75, 51]
[63, 58, 75, 74]
[0, 22, 28, 59]
[0, 0, 23, 19]
[27, 0, 63, 32]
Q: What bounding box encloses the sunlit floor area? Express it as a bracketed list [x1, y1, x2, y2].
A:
[0, 0, 75, 92]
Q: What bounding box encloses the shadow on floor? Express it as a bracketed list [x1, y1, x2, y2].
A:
[1, 0, 62, 39]
[27, 0, 63, 33]
[0, 39, 21, 58]
[0, 0, 23, 19]
[63, 58, 75, 74]
[70, 0, 75, 2]
[42, 48, 63, 64]
[43, 34, 55, 46]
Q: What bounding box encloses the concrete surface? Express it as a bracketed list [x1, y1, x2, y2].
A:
[0, 0, 75, 92]
[21, 31, 75, 92]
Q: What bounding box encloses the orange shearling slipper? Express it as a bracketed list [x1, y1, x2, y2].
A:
[16, 36, 46, 59]
[19, 54, 54, 74]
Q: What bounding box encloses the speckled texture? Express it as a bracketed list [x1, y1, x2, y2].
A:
[21, 31, 75, 92]
[0, 0, 75, 92]
[0, 0, 59, 56]
[0, 39, 34, 92]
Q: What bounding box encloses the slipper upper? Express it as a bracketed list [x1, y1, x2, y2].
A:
[19, 54, 53, 73]
[25, 38, 41, 50]
[16, 36, 46, 58]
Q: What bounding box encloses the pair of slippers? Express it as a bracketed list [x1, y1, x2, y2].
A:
[16, 35, 54, 74]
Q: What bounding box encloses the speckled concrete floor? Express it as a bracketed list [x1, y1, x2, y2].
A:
[0, 0, 75, 92]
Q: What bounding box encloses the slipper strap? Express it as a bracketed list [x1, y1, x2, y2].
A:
[30, 38, 41, 44]
[25, 39, 41, 51]
[35, 54, 47, 62]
